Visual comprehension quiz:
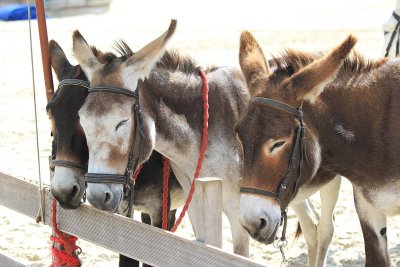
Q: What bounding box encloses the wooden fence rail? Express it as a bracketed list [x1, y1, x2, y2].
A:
[0, 171, 264, 267]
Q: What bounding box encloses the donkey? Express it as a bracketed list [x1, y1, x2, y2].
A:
[71, 20, 342, 263]
[237, 31, 399, 266]
[382, 0, 400, 58]
[48, 40, 183, 266]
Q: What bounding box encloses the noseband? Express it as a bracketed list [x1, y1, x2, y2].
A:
[384, 11, 400, 57]
[50, 79, 90, 174]
[240, 97, 307, 242]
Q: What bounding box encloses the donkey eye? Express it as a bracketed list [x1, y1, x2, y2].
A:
[115, 119, 129, 131]
[384, 31, 390, 36]
[270, 141, 285, 153]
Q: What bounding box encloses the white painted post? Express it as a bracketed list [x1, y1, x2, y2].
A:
[194, 177, 223, 248]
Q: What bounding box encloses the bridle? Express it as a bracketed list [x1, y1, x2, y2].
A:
[50, 79, 90, 175]
[384, 11, 400, 57]
[240, 97, 307, 243]
[83, 82, 145, 217]
[50, 79, 143, 216]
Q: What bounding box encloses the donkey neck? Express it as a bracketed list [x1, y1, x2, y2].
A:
[307, 63, 400, 182]
[140, 66, 249, 178]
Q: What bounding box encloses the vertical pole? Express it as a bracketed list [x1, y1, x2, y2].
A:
[34, 0, 54, 102]
[34, 1, 78, 265]
[194, 177, 223, 248]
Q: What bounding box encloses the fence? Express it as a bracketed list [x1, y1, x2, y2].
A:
[0, 171, 264, 267]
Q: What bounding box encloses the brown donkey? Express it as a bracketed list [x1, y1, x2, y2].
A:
[72, 20, 342, 263]
[237, 31, 398, 266]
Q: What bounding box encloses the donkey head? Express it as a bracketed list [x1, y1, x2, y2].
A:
[236, 31, 356, 244]
[72, 20, 177, 212]
[48, 40, 89, 209]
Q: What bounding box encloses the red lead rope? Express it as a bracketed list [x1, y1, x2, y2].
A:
[51, 199, 81, 267]
[168, 69, 209, 233]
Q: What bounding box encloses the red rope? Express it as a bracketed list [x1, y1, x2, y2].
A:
[170, 69, 209, 232]
[50, 199, 81, 267]
[162, 157, 170, 230]
[130, 163, 144, 183]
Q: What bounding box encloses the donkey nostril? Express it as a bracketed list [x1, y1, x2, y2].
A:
[104, 192, 112, 204]
[259, 218, 268, 230]
[71, 185, 80, 199]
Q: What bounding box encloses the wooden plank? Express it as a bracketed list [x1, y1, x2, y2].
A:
[194, 177, 222, 248]
[0, 172, 264, 267]
[0, 253, 27, 267]
[0, 172, 40, 219]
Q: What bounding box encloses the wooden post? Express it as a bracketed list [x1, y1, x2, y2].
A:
[35, 0, 54, 102]
[194, 177, 222, 248]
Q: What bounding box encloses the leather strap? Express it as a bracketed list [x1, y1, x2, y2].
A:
[253, 97, 303, 118]
[89, 86, 139, 98]
[51, 159, 86, 173]
[58, 79, 90, 89]
[85, 173, 127, 184]
[240, 187, 278, 198]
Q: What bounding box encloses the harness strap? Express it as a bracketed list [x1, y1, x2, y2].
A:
[85, 173, 127, 184]
[89, 86, 139, 98]
[253, 97, 303, 118]
[51, 160, 86, 173]
[58, 79, 90, 89]
[240, 187, 278, 199]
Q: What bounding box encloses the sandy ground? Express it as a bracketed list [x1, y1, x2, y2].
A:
[0, 0, 400, 266]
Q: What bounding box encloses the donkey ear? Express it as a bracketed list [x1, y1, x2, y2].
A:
[122, 20, 177, 90]
[282, 35, 357, 103]
[239, 31, 270, 96]
[49, 40, 72, 80]
[90, 45, 105, 62]
[72, 30, 101, 81]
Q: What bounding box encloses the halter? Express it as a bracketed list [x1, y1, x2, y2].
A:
[50, 79, 89, 174]
[240, 97, 307, 243]
[384, 11, 400, 57]
[83, 83, 145, 217]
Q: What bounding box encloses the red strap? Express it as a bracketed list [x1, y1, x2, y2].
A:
[170, 69, 209, 232]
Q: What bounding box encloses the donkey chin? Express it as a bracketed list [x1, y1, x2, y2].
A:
[239, 194, 282, 245]
[86, 183, 123, 213]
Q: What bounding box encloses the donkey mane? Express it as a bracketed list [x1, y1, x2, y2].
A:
[273, 49, 387, 77]
[112, 39, 216, 74]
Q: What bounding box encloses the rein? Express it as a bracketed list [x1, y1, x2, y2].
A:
[240, 97, 306, 245]
[385, 11, 400, 57]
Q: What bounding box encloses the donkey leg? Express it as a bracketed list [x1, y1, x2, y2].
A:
[119, 254, 140, 267]
[168, 209, 177, 231]
[141, 212, 152, 225]
[353, 186, 390, 267]
[142, 211, 163, 267]
[315, 175, 341, 267]
[291, 200, 318, 267]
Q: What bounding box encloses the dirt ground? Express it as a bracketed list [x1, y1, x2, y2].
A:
[0, 0, 399, 266]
